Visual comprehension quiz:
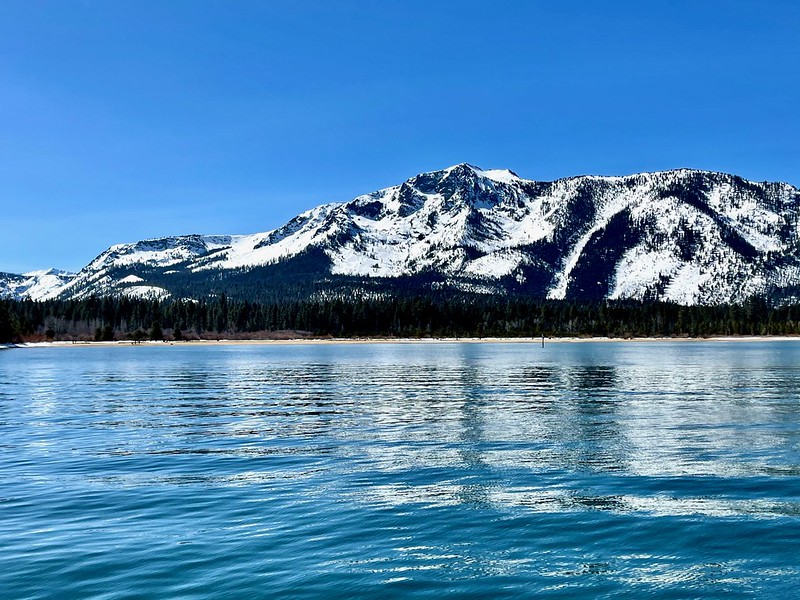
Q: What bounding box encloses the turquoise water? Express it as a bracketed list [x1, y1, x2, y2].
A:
[1, 341, 799, 598]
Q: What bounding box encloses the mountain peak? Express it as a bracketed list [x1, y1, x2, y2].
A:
[22, 268, 74, 277]
[443, 162, 482, 174]
[425, 163, 523, 186]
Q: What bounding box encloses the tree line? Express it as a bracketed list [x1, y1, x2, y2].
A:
[2, 294, 800, 343]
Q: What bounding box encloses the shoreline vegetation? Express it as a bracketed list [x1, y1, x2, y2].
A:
[4, 294, 800, 345]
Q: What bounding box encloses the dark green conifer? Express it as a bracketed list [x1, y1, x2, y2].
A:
[0, 302, 17, 343]
[150, 321, 163, 341]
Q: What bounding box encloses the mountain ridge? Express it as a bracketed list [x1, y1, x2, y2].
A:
[3, 164, 800, 306]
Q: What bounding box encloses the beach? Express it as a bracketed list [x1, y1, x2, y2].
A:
[11, 335, 800, 349]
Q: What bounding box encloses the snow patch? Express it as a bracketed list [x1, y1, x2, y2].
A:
[121, 285, 171, 299]
[118, 275, 145, 284]
[464, 251, 525, 278]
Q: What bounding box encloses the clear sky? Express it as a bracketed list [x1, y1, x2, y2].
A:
[2, 0, 798, 273]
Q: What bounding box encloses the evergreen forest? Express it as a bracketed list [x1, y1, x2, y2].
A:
[2, 294, 800, 344]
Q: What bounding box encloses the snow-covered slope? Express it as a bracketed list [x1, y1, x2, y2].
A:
[52, 235, 235, 300]
[4, 164, 800, 305]
[0, 269, 77, 301]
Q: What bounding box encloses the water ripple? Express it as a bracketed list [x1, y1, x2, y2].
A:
[1, 342, 799, 598]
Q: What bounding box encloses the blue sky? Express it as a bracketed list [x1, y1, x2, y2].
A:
[2, 0, 798, 273]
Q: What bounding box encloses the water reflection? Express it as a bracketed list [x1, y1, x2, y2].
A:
[3, 342, 800, 516]
[3, 343, 800, 598]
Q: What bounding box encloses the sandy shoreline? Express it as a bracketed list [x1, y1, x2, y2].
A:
[8, 335, 800, 349]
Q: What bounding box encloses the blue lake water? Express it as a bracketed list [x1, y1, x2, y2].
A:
[1, 341, 799, 598]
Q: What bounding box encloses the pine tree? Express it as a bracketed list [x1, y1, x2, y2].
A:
[150, 321, 163, 341]
[0, 302, 16, 343]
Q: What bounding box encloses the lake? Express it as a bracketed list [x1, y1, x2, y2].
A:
[1, 341, 799, 598]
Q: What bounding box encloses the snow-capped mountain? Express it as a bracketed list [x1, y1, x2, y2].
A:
[3, 164, 800, 305]
[0, 269, 77, 301]
[51, 235, 237, 301]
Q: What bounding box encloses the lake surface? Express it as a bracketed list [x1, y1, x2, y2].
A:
[1, 341, 799, 598]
